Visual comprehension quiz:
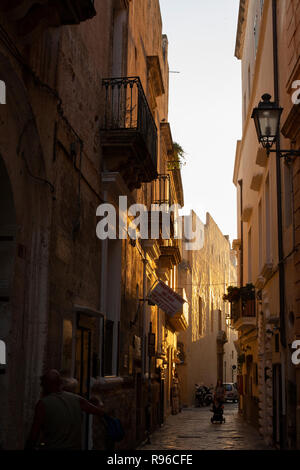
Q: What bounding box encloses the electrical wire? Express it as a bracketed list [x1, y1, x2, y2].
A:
[0, 24, 106, 207]
[178, 282, 238, 287]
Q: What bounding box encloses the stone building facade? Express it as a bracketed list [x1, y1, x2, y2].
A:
[177, 212, 238, 408]
[233, 0, 300, 449]
[0, 0, 186, 449]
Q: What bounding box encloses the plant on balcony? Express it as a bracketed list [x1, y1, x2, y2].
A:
[168, 142, 186, 170]
[223, 283, 255, 303]
[223, 286, 240, 302]
[224, 284, 256, 322]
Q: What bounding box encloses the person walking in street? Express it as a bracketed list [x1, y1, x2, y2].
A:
[26, 369, 104, 450]
[214, 379, 225, 406]
[171, 372, 180, 415]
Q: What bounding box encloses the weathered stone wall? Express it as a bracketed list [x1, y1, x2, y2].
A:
[0, 0, 123, 448]
[178, 212, 238, 407]
[234, 0, 300, 448]
[0, 0, 182, 449]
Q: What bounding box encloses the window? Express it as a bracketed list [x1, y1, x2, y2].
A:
[103, 239, 122, 376]
[258, 200, 263, 271]
[199, 297, 203, 336]
[254, 14, 259, 56]
[243, 92, 247, 122]
[248, 65, 251, 100]
[73, 312, 103, 395]
[284, 163, 293, 228]
[112, 8, 127, 76]
[248, 227, 252, 283]
[218, 310, 222, 331]
[265, 175, 271, 262]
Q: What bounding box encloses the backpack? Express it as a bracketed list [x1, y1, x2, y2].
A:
[103, 415, 125, 442]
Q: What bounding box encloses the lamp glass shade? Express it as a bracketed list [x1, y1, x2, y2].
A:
[251, 95, 283, 149]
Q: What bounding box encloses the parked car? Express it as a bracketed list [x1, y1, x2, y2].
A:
[223, 383, 239, 403]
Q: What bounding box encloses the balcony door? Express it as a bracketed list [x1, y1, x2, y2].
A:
[272, 364, 282, 447]
[112, 5, 128, 77]
[73, 311, 103, 449]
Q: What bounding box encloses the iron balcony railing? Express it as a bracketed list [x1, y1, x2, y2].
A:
[231, 298, 256, 323]
[102, 77, 157, 169]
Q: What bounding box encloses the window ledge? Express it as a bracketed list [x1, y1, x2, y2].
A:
[91, 376, 131, 392]
[97, 376, 124, 385]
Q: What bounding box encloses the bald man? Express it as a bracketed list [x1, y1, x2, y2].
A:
[26, 370, 104, 450]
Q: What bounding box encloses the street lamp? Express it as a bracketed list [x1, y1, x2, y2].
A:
[251, 93, 300, 160]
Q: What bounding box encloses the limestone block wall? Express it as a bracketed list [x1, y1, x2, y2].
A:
[178, 212, 238, 407]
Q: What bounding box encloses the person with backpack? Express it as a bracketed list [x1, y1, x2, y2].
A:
[25, 369, 104, 450]
[90, 395, 124, 450]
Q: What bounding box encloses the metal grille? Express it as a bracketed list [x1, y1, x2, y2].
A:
[102, 77, 157, 169]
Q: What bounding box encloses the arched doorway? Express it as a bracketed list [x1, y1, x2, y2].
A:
[0, 51, 52, 449]
[0, 155, 17, 448]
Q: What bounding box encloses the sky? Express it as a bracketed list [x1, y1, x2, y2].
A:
[159, 0, 242, 243]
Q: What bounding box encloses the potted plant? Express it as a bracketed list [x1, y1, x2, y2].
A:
[223, 286, 240, 303]
[167, 142, 186, 170]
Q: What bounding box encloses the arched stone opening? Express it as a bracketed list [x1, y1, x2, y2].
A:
[0, 51, 52, 449]
[0, 154, 17, 449]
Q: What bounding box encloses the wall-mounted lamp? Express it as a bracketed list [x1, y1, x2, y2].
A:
[251, 94, 300, 161]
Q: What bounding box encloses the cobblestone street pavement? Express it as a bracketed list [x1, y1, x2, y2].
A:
[139, 404, 270, 450]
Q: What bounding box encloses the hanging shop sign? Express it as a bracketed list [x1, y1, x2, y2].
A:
[147, 280, 186, 318]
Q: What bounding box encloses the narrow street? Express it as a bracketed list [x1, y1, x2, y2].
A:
[139, 404, 270, 451]
[1, 0, 300, 452]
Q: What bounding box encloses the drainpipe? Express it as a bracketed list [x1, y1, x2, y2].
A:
[272, 0, 287, 449]
[238, 179, 244, 287]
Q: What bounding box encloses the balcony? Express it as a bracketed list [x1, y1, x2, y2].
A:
[167, 288, 188, 332]
[100, 77, 158, 191]
[158, 239, 182, 271]
[0, 1, 96, 39]
[231, 298, 256, 331]
[59, 0, 96, 25]
[149, 174, 174, 240]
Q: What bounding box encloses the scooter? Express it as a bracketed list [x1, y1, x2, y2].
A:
[195, 384, 204, 407]
[195, 385, 214, 407]
[203, 387, 214, 406]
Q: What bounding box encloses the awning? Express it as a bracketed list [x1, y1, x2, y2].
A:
[147, 280, 186, 318]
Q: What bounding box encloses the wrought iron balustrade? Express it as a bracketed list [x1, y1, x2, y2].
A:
[231, 298, 256, 323]
[102, 77, 157, 171]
